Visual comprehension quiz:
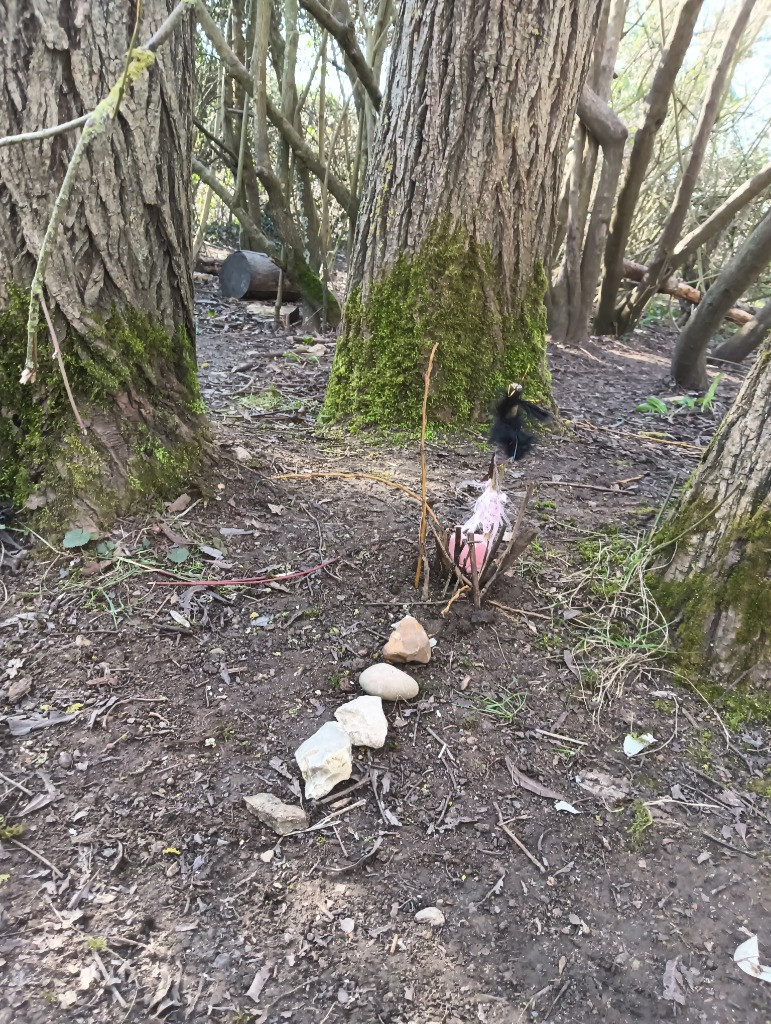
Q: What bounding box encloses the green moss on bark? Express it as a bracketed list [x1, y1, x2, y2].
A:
[651, 498, 771, 689]
[0, 285, 208, 528]
[322, 223, 550, 428]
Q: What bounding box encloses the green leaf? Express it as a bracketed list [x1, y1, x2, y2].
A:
[167, 546, 190, 564]
[636, 396, 668, 415]
[63, 528, 93, 549]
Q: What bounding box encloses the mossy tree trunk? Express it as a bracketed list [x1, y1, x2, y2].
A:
[0, 0, 205, 529]
[323, 0, 603, 428]
[655, 342, 771, 685]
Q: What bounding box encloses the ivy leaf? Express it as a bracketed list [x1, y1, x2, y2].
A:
[167, 546, 189, 564]
[63, 528, 93, 549]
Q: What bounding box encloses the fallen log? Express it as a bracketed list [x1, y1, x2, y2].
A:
[622, 259, 753, 327]
[195, 253, 225, 276]
[219, 250, 302, 302]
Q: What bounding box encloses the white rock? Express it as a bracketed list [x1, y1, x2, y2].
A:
[234, 446, 253, 463]
[414, 907, 445, 927]
[334, 695, 388, 748]
[244, 792, 308, 835]
[295, 721, 352, 800]
[383, 615, 432, 664]
[359, 664, 419, 701]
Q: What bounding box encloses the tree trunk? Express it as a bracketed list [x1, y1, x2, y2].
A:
[712, 296, 771, 364]
[323, 0, 603, 427]
[671, 208, 771, 388]
[614, 0, 758, 334]
[594, 0, 705, 335]
[620, 259, 754, 327]
[0, 0, 205, 528]
[654, 338, 771, 686]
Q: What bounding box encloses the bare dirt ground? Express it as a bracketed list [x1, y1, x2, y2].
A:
[1, 285, 770, 1024]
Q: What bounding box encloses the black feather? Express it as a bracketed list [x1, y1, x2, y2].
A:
[489, 386, 551, 462]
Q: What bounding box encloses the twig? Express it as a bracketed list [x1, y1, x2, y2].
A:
[0, 114, 89, 148]
[480, 486, 535, 598]
[290, 798, 367, 835]
[701, 830, 756, 858]
[0, 770, 33, 796]
[467, 531, 481, 608]
[415, 342, 439, 589]
[493, 802, 545, 873]
[544, 979, 571, 1021]
[322, 836, 383, 874]
[318, 776, 370, 804]
[273, 471, 441, 525]
[153, 556, 340, 587]
[11, 838, 64, 878]
[39, 294, 87, 435]
[476, 873, 506, 907]
[535, 480, 637, 494]
[441, 584, 469, 616]
[533, 728, 588, 747]
[563, 419, 705, 452]
[489, 599, 552, 621]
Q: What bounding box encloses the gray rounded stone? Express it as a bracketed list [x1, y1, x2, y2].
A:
[359, 664, 419, 701]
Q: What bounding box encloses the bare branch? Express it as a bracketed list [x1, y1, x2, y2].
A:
[298, 0, 382, 109]
[0, 114, 88, 149]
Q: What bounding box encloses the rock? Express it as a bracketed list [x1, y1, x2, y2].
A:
[359, 664, 419, 701]
[382, 615, 431, 665]
[244, 793, 308, 835]
[7, 677, 32, 703]
[295, 721, 352, 800]
[415, 907, 445, 927]
[303, 343, 327, 357]
[334, 696, 388, 748]
[234, 446, 253, 463]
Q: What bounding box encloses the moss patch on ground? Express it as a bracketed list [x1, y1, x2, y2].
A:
[322, 222, 550, 429]
[0, 286, 208, 529]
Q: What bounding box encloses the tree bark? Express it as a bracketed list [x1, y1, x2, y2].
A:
[0, 0, 205, 526]
[324, 0, 602, 427]
[594, 0, 705, 335]
[620, 259, 754, 327]
[655, 337, 771, 686]
[671, 208, 771, 388]
[615, 0, 758, 333]
[712, 296, 771, 364]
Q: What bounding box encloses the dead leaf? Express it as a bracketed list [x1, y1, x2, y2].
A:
[575, 770, 631, 806]
[246, 964, 272, 1004]
[506, 757, 567, 802]
[199, 545, 224, 560]
[169, 610, 191, 629]
[563, 650, 580, 678]
[663, 957, 686, 1005]
[267, 503, 284, 516]
[166, 493, 191, 514]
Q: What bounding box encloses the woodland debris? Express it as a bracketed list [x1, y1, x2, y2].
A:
[622, 258, 753, 326]
[359, 664, 419, 701]
[624, 732, 656, 756]
[734, 935, 771, 983]
[334, 695, 388, 748]
[382, 615, 432, 665]
[575, 770, 631, 806]
[414, 906, 445, 927]
[295, 721, 353, 800]
[244, 793, 309, 835]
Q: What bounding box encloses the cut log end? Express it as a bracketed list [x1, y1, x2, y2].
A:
[219, 250, 302, 302]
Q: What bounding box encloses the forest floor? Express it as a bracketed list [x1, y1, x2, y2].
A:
[1, 282, 770, 1024]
